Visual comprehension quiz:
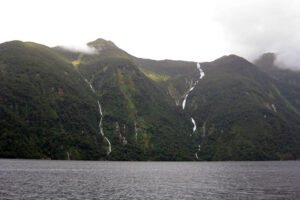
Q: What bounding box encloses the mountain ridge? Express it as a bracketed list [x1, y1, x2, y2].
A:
[0, 39, 299, 161]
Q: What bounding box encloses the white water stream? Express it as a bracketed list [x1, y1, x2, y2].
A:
[96, 96, 111, 155]
[83, 77, 111, 155]
[182, 62, 205, 160]
[182, 63, 205, 110]
[191, 118, 197, 133]
[271, 104, 277, 112]
[195, 145, 201, 160]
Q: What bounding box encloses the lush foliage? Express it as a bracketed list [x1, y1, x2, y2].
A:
[0, 41, 107, 160]
[0, 40, 299, 161]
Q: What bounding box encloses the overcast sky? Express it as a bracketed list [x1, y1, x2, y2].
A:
[1, 0, 300, 69]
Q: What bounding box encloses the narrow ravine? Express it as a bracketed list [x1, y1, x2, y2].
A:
[73, 59, 111, 156]
[85, 78, 96, 93]
[182, 62, 205, 160]
[134, 121, 138, 141]
[202, 121, 206, 137]
[167, 87, 180, 106]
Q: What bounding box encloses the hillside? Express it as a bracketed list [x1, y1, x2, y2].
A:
[0, 41, 107, 159]
[0, 39, 299, 161]
[66, 39, 196, 160]
[255, 53, 300, 112]
[135, 54, 300, 160]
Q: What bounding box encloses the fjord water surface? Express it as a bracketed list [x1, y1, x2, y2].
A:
[0, 159, 299, 199]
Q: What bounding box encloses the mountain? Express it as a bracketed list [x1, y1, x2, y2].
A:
[65, 39, 195, 160]
[0, 41, 107, 159]
[0, 39, 299, 161]
[187, 55, 300, 160]
[134, 54, 300, 160]
[255, 53, 300, 113]
[255, 53, 300, 85]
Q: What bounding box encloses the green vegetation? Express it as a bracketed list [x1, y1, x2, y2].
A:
[0, 40, 299, 161]
[0, 41, 107, 160]
[136, 55, 300, 160]
[139, 67, 171, 82]
[75, 41, 194, 160]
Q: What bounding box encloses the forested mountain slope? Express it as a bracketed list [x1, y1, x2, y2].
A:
[0, 39, 299, 160]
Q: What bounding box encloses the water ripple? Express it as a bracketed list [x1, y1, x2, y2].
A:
[0, 160, 299, 200]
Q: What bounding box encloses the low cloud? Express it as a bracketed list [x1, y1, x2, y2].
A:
[214, 0, 300, 70]
[60, 44, 98, 55]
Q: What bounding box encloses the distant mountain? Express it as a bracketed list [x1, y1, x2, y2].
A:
[0, 39, 299, 160]
[255, 53, 300, 115]
[255, 52, 300, 85]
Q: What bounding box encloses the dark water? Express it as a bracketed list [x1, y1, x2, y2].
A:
[0, 159, 299, 200]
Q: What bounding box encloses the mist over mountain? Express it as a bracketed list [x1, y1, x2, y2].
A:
[0, 38, 299, 161]
[215, 0, 300, 70]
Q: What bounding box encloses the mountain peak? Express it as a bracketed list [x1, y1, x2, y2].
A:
[254, 52, 277, 70]
[212, 54, 252, 66]
[87, 38, 118, 50]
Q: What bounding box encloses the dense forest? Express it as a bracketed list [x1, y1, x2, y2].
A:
[0, 39, 299, 160]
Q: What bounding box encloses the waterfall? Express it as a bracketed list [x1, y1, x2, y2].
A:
[75, 60, 111, 156]
[271, 104, 277, 112]
[97, 100, 111, 155]
[197, 62, 205, 79]
[191, 117, 197, 133]
[195, 145, 201, 160]
[182, 62, 205, 110]
[182, 62, 205, 160]
[104, 137, 112, 154]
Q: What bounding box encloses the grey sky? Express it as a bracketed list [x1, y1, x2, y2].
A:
[215, 0, 300, 69]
